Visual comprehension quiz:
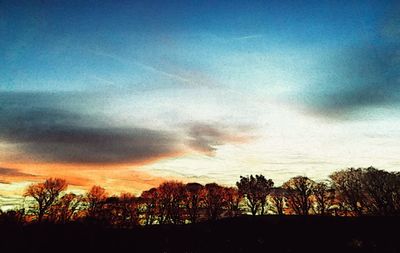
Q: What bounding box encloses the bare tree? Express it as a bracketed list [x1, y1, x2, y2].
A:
[86, 185, 108, 219]
[183, 183, 204, 223]
[24, 178, 67, 222]
[49, 193, 83, 223]
[15, 167, 400, 226]
[269, 187, 286, 215]
[140, 187, 158, 225]
[224, 187, 242, 217]
[360, 167, 400, 215]
[203, 183, 227, 221]
[394, 172, 400, 213]
[330, 168, 366, 216]
[157, 181, 185, 224]
[100, 196, 120, 226]
[236, 175, 274, 215]
[312, 182, 335, 215]
[118, 193, 139, 227]
[283, 176, 314, 215]
[96, 194, 138, 227]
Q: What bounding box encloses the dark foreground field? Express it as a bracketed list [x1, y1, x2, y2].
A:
[1, 216, 399, 253]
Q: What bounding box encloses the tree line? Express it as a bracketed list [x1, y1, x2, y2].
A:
[1, 166, 399, 227]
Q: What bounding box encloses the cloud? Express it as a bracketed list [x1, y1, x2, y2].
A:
[0, 167, 36, 177]
[0, 167, 36, 184]
[299, 6, 400, 119]
[232, 34, 263, 41]
[0, 195, 24, 210]
[381, 2, 400, 41]
[185, 123, 254, 156]
[87, 49, 192, 84]
[0, 92, 182, 164]
[301, 42, 400, 118]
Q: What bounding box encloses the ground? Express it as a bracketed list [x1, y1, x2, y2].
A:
[1, 216, 399, 253]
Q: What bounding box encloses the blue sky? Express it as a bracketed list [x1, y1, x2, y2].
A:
[0, 0, 399, 198]
[1, 0, 392, 91]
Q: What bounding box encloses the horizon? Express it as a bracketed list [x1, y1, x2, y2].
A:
[1, 0, 400, 208]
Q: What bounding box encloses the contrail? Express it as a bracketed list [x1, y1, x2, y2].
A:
[87, 49, 192, 84]
[232, 34, 263, 41]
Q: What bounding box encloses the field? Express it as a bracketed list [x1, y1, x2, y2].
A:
[1, 216, 399, 253]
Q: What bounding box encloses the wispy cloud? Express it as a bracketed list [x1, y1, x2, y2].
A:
[87, 49, 192, 84]
[87, 74, 116, 86]
[232, 34, 264, 41]
[185, 123, 255, 156]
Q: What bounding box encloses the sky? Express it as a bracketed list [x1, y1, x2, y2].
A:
[0, 0, 399, 208]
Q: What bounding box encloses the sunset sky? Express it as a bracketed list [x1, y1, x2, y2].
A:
[1, 0, 399, 209]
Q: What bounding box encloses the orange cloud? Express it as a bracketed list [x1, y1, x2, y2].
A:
[0, 160, 185, 195]
[185, 122, 256, 156]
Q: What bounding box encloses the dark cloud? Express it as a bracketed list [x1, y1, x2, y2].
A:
[186, 123, 252, 156]
[0, 167, 36, 184]
[301, 6, 400, 119]
[303, 43, 400, 118]
[0, 92, 181, 164]
[0, 167, 36, 177]
[381, 2, 400, 41]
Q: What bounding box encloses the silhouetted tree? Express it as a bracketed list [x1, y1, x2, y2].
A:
[360, 167, 400, 215]
[86, 185, 108, 219]
[330, 168, 366, 216]
[101, 196, 120, 226]
[224, 187, 242, 217]
[203, 183, 227, 220]
[0, 209, 25, 225]
[269, 187, 287, 215]
[97, 195, 138, 227]
[394, 172, 400, 212]
[6, 167, 400, 227]
[157, 181, 185, 224]
[24, 178, 67, 222]
[236, 175, 274, 215]
[140, 187, 158, 225]
[118, 193, 139, 227]
[283, 176, 314, 215]
[48, 193, 83, 223]
[183, 183, 204, 223]
[312, 182, 335, 215]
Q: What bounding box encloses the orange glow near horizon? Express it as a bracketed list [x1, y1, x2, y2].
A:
[0, 157, 188, 196]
